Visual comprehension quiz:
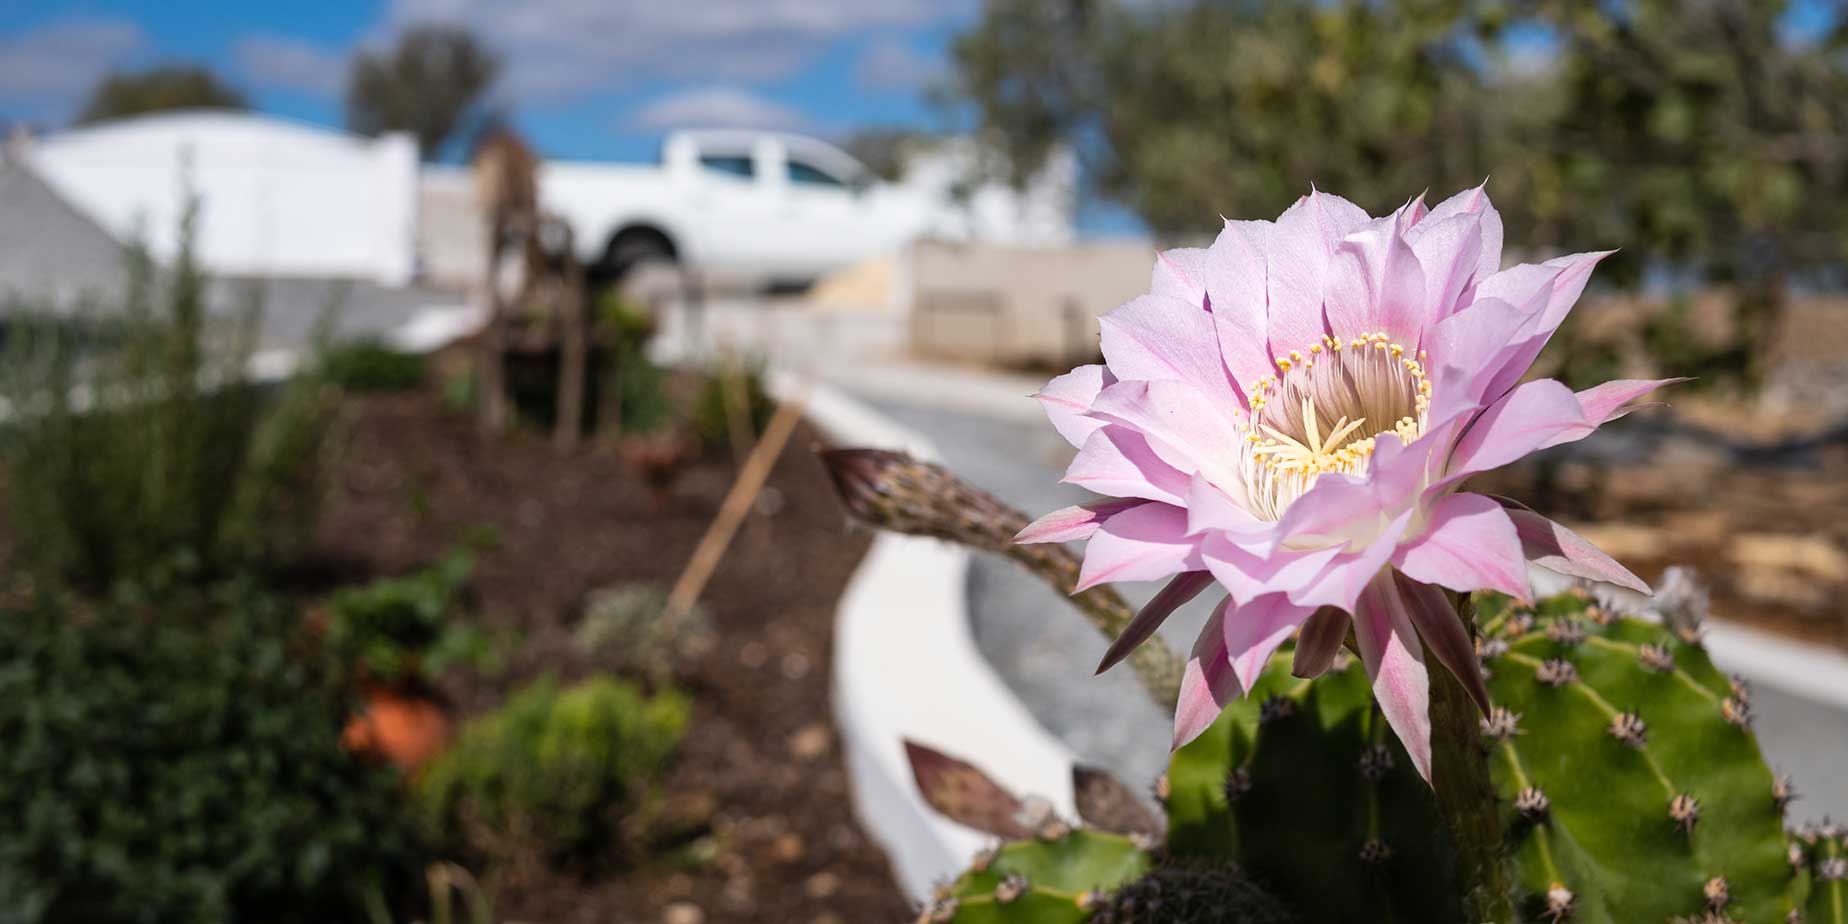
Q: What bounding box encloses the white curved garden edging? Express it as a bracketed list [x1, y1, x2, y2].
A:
[770, 372, 1080, 903]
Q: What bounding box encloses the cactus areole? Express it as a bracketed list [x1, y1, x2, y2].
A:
[1017, 185, 1675, 779]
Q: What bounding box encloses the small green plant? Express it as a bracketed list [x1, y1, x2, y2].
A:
[416, 674, 688, 867]
[689, 359, 776, 451]
[574, 583, 713, 680]
[440, 365, 479, 414]
[595, 290, 672, 433]
[0, 581, 426, 924]
[321, 339, 427, 392]
[325, 550, 493, 686]
[0, 207, 339, 591]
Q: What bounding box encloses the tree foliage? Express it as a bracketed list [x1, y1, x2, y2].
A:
[950, 0, 1848, 290]
[345, 25, 500, 161]
[1503, 0, 1848, 289]
[76, 66, 248, 124]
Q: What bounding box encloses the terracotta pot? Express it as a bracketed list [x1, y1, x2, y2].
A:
[342, 685, 454, 775]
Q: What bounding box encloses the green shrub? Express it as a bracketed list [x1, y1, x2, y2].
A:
[0, 582, 426, 924]
[416, 674, 688, 866]
[596, 291, 673, 434]
[320, 339, 427, 392]
[0, 210, 338, 591]
[689, 361, 775, 451]
[574, 583, 713, 681]
[324, 551, 493, 687]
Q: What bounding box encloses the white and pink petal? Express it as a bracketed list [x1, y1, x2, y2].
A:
[1064, 425, 1192, 505]
[1174, 597, 1240, 749]
[1353, 571, 1433, 781]
[1036, 364, 1114, 448]
[1016, 498, 1147, 544]
[1075, 502, 1205, 591]
[1392, 492, 1531, 600]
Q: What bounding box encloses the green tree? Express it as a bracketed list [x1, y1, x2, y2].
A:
[76, 66, 248, 124]
[950, 0, 1848, 383]
[1498, 0, 1848, 383]
[950, 0, 1508, 233]
[345, 25, 500, 161]
[842, 127, 936, 181]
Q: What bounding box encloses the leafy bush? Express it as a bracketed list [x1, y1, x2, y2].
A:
[596, 291, 673, 434]
[320, 339, 427, 392]
[0, 582, 426, 923]
[0, 212, 338, 591]
[324, 550, 493, 687]
[689, 360, 776, 452]
[416, 674, 687, 866]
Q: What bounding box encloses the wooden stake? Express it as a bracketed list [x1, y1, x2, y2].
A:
[554, 233, 588, 452]
[664, 391, 806, 619]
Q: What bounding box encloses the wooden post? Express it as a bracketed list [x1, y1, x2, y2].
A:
[478, 225, 510, 436]
[664, 393, 805, 620]
[553, 223, 588, 451]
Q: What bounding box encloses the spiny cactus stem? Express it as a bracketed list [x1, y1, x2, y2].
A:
[1498, 741, 1565, 882]
[1430, 594, 1519, 924]
[821, 448, 1184, 706]
[1506, 650, 1681, 793]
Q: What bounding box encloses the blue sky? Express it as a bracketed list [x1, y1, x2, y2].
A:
[0, 0, 972, 163]
[4, 0, 1836, 239]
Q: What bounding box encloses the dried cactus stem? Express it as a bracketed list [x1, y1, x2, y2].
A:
[821, 448, 1184, 706]
[1430, 594, 1518, 924]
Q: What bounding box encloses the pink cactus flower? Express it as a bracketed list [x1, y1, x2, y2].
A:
[1018, 186, 1673, 780]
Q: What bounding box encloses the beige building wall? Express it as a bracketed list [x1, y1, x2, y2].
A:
[906, 239, 1156, 369]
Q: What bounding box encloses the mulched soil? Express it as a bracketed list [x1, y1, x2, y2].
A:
[313, 387, 910, 924]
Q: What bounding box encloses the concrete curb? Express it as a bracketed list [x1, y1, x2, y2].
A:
[1705, 618, 1848, 712]
[769, 369, 1079, 904]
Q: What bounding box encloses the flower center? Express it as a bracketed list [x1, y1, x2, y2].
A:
[1235, 332, 1432, 520]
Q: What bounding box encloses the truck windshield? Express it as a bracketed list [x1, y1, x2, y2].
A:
[699, 154, 754, 179]
[787, 161, 846, 188]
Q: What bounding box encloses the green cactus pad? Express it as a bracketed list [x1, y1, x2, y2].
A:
[1165, 648, 1461, 922]
[1164, 590, 1808, 923]
[1798, 827, 1845, 923]
[928, 829, 1154, 923]
[1477, 591, 1803, 923]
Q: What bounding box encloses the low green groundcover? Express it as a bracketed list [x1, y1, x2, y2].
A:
[0, 581, 426, 924]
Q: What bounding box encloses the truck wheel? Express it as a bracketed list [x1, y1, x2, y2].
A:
[606, 235, 676, 282]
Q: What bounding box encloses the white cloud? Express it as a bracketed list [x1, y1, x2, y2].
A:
[232, 33, 347, 97]
[855, 37, 944, 91]
[0, 17, 147, 117]
[379, 0, 973, 101]
[625, 86, 812, 132]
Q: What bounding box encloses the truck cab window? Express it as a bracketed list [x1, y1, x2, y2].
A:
[699, 154, 754, 179]
[787, 160, 847, 188]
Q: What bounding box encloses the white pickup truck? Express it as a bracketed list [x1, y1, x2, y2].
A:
[540, 130, 960, 286]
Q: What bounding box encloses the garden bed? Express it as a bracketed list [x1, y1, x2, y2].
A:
[309, 388, 908, 923]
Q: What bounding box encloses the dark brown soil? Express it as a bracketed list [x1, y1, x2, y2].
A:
[315, 389, 910, 924]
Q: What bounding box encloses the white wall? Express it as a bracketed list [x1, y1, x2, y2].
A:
[28, 111, 419, 286]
